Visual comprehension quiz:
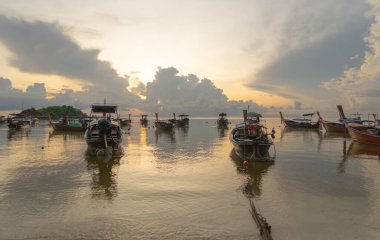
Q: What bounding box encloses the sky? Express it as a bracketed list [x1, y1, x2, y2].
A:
[0, 0, 379, 117]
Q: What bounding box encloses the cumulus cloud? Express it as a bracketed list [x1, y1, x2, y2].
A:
[322, 1, 380, 112]
[0, 67, 270, 116]
[0, 77, 47, 109]
[140, 67, 267, 116]
[0, 15, 140, 107]
[247, 0, 373, 107]
[128, 78, 146, 97]
[0, 16, 270, 115]
[140, 67, 227, 115]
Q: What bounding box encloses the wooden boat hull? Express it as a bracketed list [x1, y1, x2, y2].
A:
[155, 122, 174, 131]
[322, 120, 345, 133]
[85, 120, 123, 149]
[8, 121, 31, 130]
[140, 119, 148, 125]
[120, 119, 131, 127]
[217, 119, 229, 128]
[176, 119, 188, 127]
[229, 128, 274, 161]
[346, 125, 380, 145]
[283, 119, 320, 129]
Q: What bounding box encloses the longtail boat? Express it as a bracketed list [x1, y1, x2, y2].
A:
[154, 113, 174, 131]
[169, 113, 189, 126]
[85, 102, 123, 155]
[230, 110, 275, 161]
[279, 112, 320, 129]
[140, 114, 148, 126]
[119, 114, 132, 128]
[7, 114, 32, 130]
[0, 116, 6, 124]
[168, 113, 177, 124]
[346, 123, 380, 146]
[217, 112, 229, 128]
[177, 114, 189, 126]
[316, 112, 345, 133]
[49, 115, 88, 132]
[318, 106, 374, 133]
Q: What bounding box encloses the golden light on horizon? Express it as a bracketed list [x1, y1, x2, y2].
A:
[3, 67, 86, 93]
[217, 81, 292, 107]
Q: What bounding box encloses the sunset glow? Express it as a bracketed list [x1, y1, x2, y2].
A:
[0, 0, 378, 116]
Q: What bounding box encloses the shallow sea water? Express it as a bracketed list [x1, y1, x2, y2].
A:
[0, 118, 379, 239]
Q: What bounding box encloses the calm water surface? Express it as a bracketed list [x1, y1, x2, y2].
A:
[0, 118, 379, 239]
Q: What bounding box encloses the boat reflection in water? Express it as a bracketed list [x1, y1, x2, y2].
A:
[230, 150, 274, 198]
[7, 128, 30, 140]
[155, 128, 176, 144]
[280, 126, 322, 144]
[48, 130, 84, 141]
[321, 132, 345, 139]
[85, 102, 124, 160]
[217, 127, 227, 139]
[85, 152, 121, 199]
[230, 110, 275, 162]
[347, 141, 380, 160]
[338, 140, 380, 173]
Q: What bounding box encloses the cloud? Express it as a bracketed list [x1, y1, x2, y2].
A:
[141, 67, 228, 115]
[140, 67, 267, 116]
[321, 0, 380, 111]
[0, 67, 271, 116]
[247, 0, 373, 107]
[0, 77, 47, 109]
[0, 65, 270, 118]
[0, 16, 272, 115]
[0, 15, 140, 106]
[128, 78, 146, 97]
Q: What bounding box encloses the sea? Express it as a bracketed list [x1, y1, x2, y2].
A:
[0, 117, 379, 240]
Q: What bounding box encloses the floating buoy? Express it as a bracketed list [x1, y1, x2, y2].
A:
[243, 160, 249, 167]
[41, 146, 44, 149]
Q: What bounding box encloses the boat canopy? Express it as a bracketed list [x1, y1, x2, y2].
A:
[247, 112, 262, 118]
[179, 114, 188, 117]
[302, 113, 315, 117]
[293, 118, 311, 121]
[91, 104, 118, 113]
[9, 113, 25, 117]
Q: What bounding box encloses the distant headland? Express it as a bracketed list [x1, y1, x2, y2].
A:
[19, 106, 86, 119]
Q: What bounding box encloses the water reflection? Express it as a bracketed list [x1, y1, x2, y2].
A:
[280, 126, 323, 152]
[7, 128, 30, 139]
[85, 153, 121, 199]
[217, 127, 227, 138]
[337, 140, 348, 174]
[230, 150, 274, 198]
[347, 141, 380, 160]
[155, 129, 176, 144]
[176, 124, 189, 137]
[338, 140, 380, 174]
[48, 130, 84, 141]
[322, 132, 344, 139]
[149, 120, 222, 167]
[280, 126, 320, 138]
[139, 126, 147, 145]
